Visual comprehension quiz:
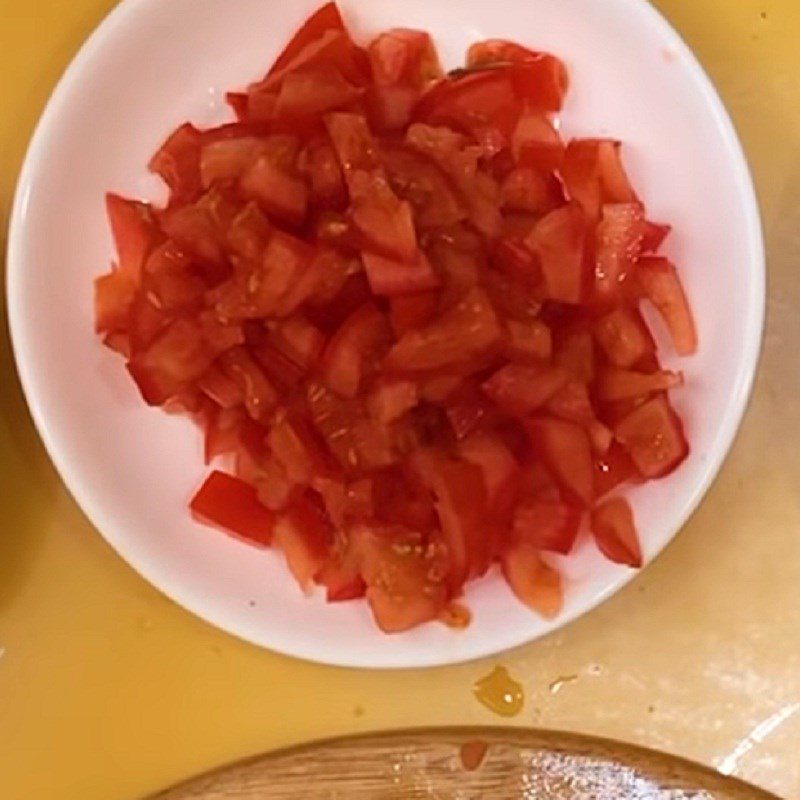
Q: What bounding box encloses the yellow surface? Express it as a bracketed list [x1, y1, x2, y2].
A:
[1, 1, 798, 798]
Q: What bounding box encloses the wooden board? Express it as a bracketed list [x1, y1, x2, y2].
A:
[149, 728, 779, 799]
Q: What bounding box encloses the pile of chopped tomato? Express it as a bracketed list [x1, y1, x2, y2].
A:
[95, 3, 696, 633]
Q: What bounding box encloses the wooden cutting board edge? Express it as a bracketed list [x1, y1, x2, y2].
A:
[146, 727, 781, 800]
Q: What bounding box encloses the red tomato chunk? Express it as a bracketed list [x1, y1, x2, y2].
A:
[95, 3, 697, 633]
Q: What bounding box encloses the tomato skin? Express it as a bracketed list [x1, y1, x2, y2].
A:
[190, 470, 275, 545]
[614, 395, 688, 478]
[590, 497, 642, 568]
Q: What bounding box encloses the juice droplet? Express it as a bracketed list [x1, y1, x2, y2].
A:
[473, 666, 524, 717]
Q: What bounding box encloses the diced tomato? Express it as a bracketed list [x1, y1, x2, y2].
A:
[351, 524, 448, 633]
[491, 237, 540, 287]
[389, 290, 439, 337]
[554, 329, 595, 382]
[274, 67, 363, 120]
[268, 409, 334, 483]
[636, 257, 698, 356]
[240, 155, 308, 226]
[351, 187, 418, 263]
[545, 379, 593, 424]
[482, 363, 569, 416]
[641, 220, 671, 253]
[412, 451, 489, 586]
[199, 137, 267, 189]
[614, 395, 688, 478]
[272, 315, 326, 369]
[190, 471, 274, 545]
[226, 202, 272, 262]
[597, 367, 683, 401]
[590, 497, 642, 568]
[315, 551, 366, 602]
[512, 499, 581, 554]
[266, 3, 346, 78]
[94, 271, 136, 334]
[367, 379, 418, 425]
[218, 347, 278, 422]
[504, 319, 552, 362]
[594, 203, 645, 301]
[197, 364, 244, 408]
[593, 442, 638, 498]
[361, 250, 439, 296]
[502, 167, 563, 215]
[148, 123, 203, 205]
[105, 194, 159, 280]
[481, 269, 542, 323]
[320, 303, 390, 397]
[371, 465, 437, 532]
[253, 455, 302, 511]
[313, 476, 374, 528]
[275, 493, 333, 591]
[527, 417, 593, 507]
[593, 305, 655, 368]
[384, 287, 502, 374]
[562, 139, 637, 220]
[304, 139, 348, 210]
[380, 142, 466, 228]
[512, 111, 565, 172]
[526, 202, 588, 304]
[501, 542, 563, 618]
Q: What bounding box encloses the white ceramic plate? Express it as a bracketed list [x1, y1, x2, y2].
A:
[7, 0, 764, 668]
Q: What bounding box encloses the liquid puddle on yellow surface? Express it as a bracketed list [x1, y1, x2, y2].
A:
[473, 666, 524, 717]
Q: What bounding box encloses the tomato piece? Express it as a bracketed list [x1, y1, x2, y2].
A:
[320, 303, 390, 397]
[562, 139, 637, 220]
[594, 202, 645, 301]
[527, 417, 594, 507]
[266, 2, 346, 78]
[226, 202, 272, 262]
[361, 250, 439, 296]
[275, 493, 333, 592]
[545, 379, 593, 424]
[482, 364, 569, 416]
[512, 499, 581, 554]
[593, 442, 638, 499]
[94, 271, 136, 335]
[526, 202, 589, 304]
[380, 142, 466, 228]
[501, 542, 563, 618]
[590, 497, 642, 568]
[313, 476, 374, 529]
[351, 524, 448, 633]
[268, 409, 334, 483]
[148, 123, 203, 204]
[597, 368, 683, 401]
[412, 451, 489, 587]
[554, 329, 595, 382]
[218, 347, 278, 422]
[304, 139, 348, 210]
[315, 551, 366, 602]
[389, 290, 439, 337]
[444, 381, 495, 440]
[127, 318, 213, 405]
[368, 29, 442, 131]
[199, 137, 268, 189]
[641, 221, 672, 253]
[272, 315, 326, 369]
[593, 306, 655, 368]
[636, 257, 698, 356]
[384, 287, 502, 375]
[252, 456, 302, 511]
[512, 111, 565, 172]
[367, 379, 418, 425]
[501, 167, 563, 215]
[504, 319, 552, 363]
[190, 470, 275, 545]
[481, 269, 542, 324]
[274, 67, 363, 121]
[105, 194, 159, 280]
[197, 364, 244, 409]
[240, 155, 308, 226]
[491, 237, 540, 287]
[306, 382, 394, 472]
[614, 395, 688, 478]
[351, 186, 418, 263]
